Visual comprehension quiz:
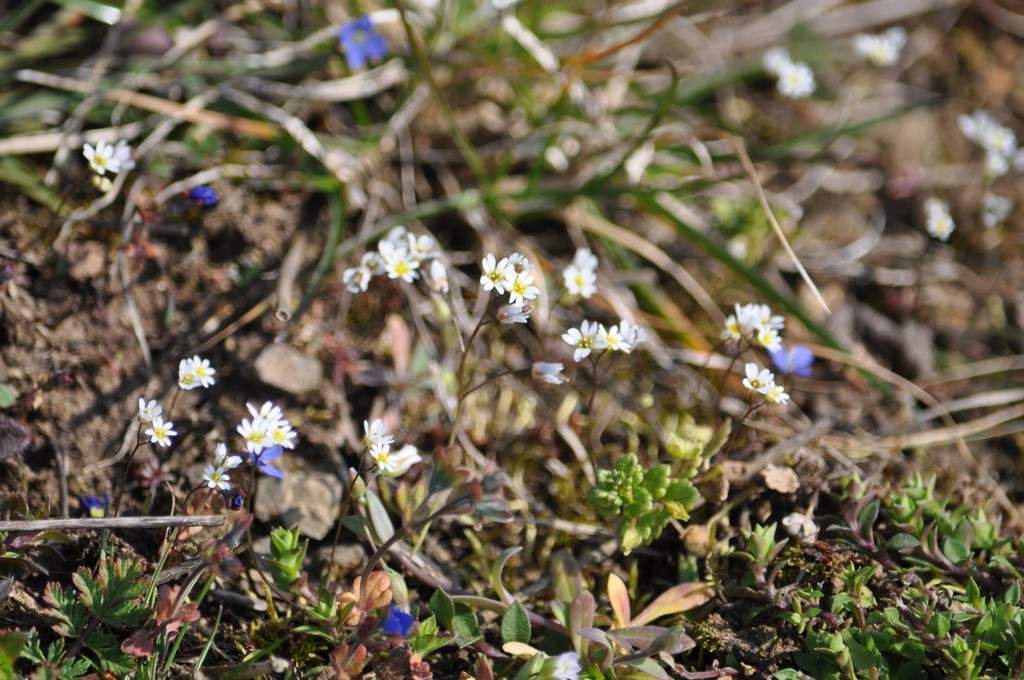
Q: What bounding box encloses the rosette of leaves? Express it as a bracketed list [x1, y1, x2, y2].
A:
[589, 453, 699, 555]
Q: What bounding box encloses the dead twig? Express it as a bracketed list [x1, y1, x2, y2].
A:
[0, 515, 226, 532]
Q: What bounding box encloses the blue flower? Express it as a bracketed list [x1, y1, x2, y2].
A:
[381, 607, 415, 637]
[768, 344, 814, 378]
[79, 493, 109, 518]
[339, 15, 388, 71]
[249, 446, 284, 479]
[188, 186, 218, 206]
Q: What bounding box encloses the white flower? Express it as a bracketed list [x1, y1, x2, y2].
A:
[742, 363, 775, 394]
[985, 150, 1010, 179]
[407, 233, 439, 262]
[379, 239, 420, 282]
[562, 320, 607, 362]
[480, 253, 515, 294]
[542, 651, 582, 680]
[563, 264, 597, 299]
[754, 325, 782, 353]
[958, 110, 1017, 159]
[776, 60, 816, 99]
[496, 303, 531, 324]
[924, 198, 955, 241]
[213, 442, 243, 470]
[177, 355, 213, 390]
[762, 47, 793, 77]
[852, 27, 906, 66]
[571, 247, 598, 272]
[982, 192, 1014, 228]
[238, 417, 272, 454]
[190, 356, 216, 388]
[765, 382, 790, 405]
[368, 441, 392, 470]
[111, 140, 135, 172]
[268, 420, 297, 449]
[508, 252, 531, 273]
[601, 324, 632, 353]
[145, 417, 177, 448]
[202, 464, 232, 490]
[343, 266, 372, 293]
[363, 418, 394, 449]
[83, 141, 123, 176]
[508, 269, 539, 306]
[361, 251, 386, 276]
[619, 319, 646, 350]
[781, 512, 818, 543]
[532, 362, 568, 384]
[138, 398, 162, 423]
[379, 443, 422, 477]
[426, 260, 449, 294]
[248, 401, 283, 424]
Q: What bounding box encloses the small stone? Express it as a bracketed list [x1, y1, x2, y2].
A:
[67, 241, 106, 281]
[254, 343, 322, 394]
[255, 470, 341, 540]
[762, 463, 800, 494]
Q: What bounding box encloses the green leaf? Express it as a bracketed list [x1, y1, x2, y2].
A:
[500, 600, 531, 645]
[857, 500, 880, 536]
[885, 533, 920, 551]
[491, 547, 521, 607]
[0, 631, 26, 680]
[631, 582, 714, 627]
[451, 603, 481, 648]
[0, 157, 66, 215]
[0, 385, 15, 409]
[429, 588, 455, 630]
[942, 536, 971, 565]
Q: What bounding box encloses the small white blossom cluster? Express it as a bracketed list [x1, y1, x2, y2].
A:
[138, 397, 177, 447]
[852, 27, 907, 67]
[742, 362, 789, 405]
[540, 651, 582, 680]
[982, 192, 1014, 228]
[237, 401, 297, 454]
[532, 361, 568, 384]
[343, 226, 445, 293]
[562, 319, 646, 362]
[924, 197, 955, 242]
[762, 47, 816, 99]
[82, 140, 135, 192]
[178, 355, 216, 391]
[721, 303, 785, 352]
[562, 247, 598, 299]
[958, 110, 1024, 180]
[363, 418, 422, 477]
[202, 442, 243, 491]
[480, 251, 540, 324]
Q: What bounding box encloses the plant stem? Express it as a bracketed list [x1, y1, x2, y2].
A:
[447, 304, 493, 448]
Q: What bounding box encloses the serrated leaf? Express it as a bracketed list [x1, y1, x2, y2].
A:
[500, 600, 531, 645]
[885, 533, 920, 551]
[631, 582, 714, 627]
[429, 588, 455, 630]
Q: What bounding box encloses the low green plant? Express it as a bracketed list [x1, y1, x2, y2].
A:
[589, 453, 700, 555]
